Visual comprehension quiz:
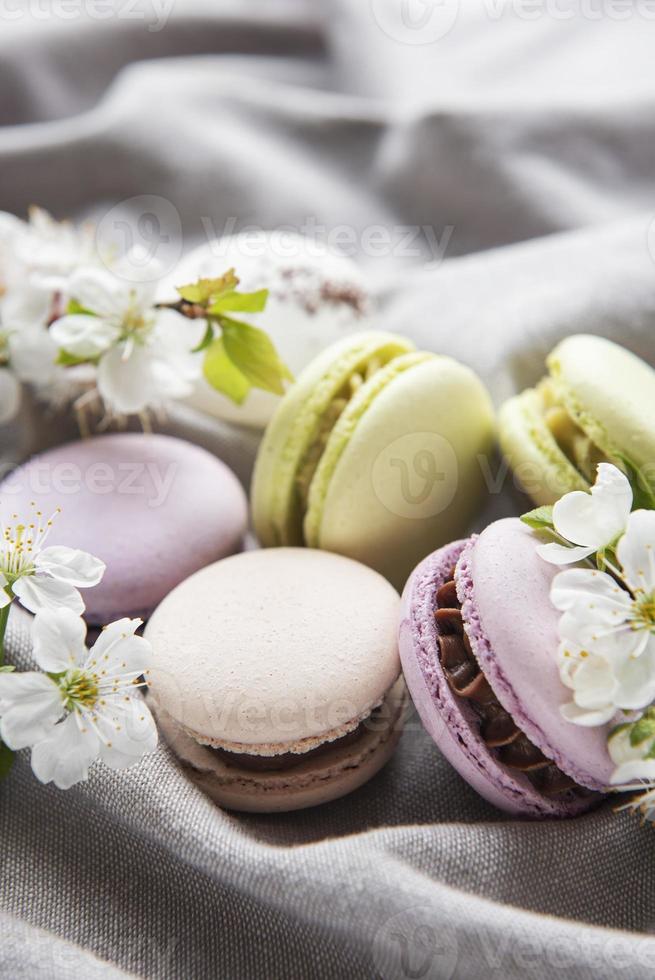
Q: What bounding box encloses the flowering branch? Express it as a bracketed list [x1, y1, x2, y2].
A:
[166, 270, 293, 406]
[0, 208, 293, 430]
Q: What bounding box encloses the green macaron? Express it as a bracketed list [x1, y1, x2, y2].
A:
[251, 331, 495, 590]
[499, 334, 655, 506]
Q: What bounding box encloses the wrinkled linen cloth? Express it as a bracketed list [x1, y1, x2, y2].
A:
[2, 2, 655, 978]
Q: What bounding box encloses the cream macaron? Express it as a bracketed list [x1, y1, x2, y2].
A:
[145, 548, 405, 812]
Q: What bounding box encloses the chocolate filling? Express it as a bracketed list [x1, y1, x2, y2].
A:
[209, 710, 381, 772]
[436, 572, 582, 799]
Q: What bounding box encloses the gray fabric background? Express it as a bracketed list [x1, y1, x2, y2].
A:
[2, 2, 655, 977]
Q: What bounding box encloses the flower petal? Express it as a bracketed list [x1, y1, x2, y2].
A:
[616, 509, 655, 595]
[96, 696, 158, 769]
[88, 618, 151, 675]
[551, 568, 631, 620]
[536, 542, 595, 565]
[570, 656, 617, 709]
[607, 725, 647, 766]
[32, 607, 87, 672]
[35, 546, 106, 588]
[30, 712, 99, 789]
[0, 672, 62, 749]
[552, 463, 632, 548]
[12, 575, 85, 615]
[67, 266, 127, 318]
[50, 313, 119, 359]
[610, 760, 655, 786]
[97, 344, 155, 416]
[153, 308, 206, 360]
[613, 652, 655, 711]
[560, 701, 616, 727]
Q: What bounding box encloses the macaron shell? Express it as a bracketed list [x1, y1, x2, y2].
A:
[149, 678, 406, 813]
[0, 434, 247, 624]
[498, 388, 589, 505]
[251, 331, 415, 547]
[316, 356, 495, 591]
[459, 518, 614, 792]
[303, 351, 433, 547]
[548, 334, 655, 467]
[145, 548, 401, 747]
[399, 542, 591, 817]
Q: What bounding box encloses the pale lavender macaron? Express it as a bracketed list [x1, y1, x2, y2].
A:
[399, 517, 613, 818]
[0, 433, 248, 624]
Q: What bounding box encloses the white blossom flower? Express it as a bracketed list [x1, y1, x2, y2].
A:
[13, 206, 97, 287]
[552, 509, 655, 727]
[1, 505, 105, 615]
[538, 463, 632, 565]
[0, 207, 96, 399]
[607, 714, 655, 787]
[0, 608, 157, 789]
[51, 250, 204, 415]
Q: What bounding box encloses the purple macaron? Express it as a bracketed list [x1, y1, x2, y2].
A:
[0, 433, 248, 625]
[399, 517, 613, 818]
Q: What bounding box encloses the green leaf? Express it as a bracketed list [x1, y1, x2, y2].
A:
[520, 505, 554, 530]
[629, 711, 655, 747]
[177, 270, 239, 305]
[615, 453, 655, 511]
[0, 665, 15, 673]
[210, 288, 269, 315]
[221, 318, 293, 396]
[191, 322, 215, 354]
[0, 741, 13, 780]
[66, 299, 95, 317]
[203, 337, 252, 405]
[56, 349, 95, 367]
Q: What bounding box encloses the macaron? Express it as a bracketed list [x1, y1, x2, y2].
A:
[399, 517, 613, 818]
[158, 231, 371, 429]
[499, 334, 655, 505]
[251, 331, 495, 591]
[0, 433, 247, 624]
[145, 548, 405, 813]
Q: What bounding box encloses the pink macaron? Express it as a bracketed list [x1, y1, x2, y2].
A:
[0, 433, 248, 624]
[399, 517, 614, 818]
